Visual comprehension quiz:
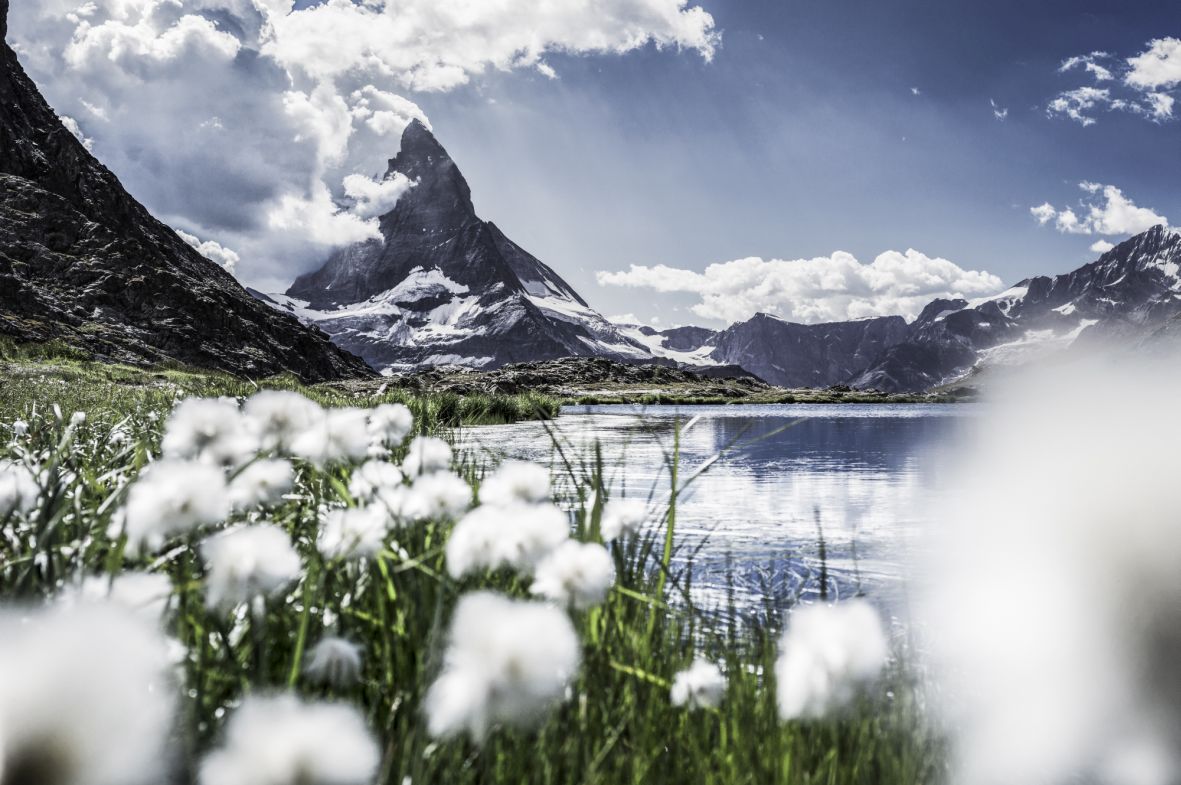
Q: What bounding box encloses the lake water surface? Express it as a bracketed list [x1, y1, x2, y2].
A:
[460, 404, 976, 611]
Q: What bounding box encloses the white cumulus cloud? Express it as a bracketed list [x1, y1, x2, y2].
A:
[596, 250, 1004, 325]
[1125, 37, 1181, 91]
[9, 0, 718, 285]
[176, 229, 241, 273]
[1090, 240, 1115, 254]
[1029, 183, 1170, 238]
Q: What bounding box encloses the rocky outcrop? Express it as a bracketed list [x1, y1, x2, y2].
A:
[852, 226, 1181, 391]
[279, 121, 652, 373]
[0, 4, 370, 381]
[707, 313, 909, 387]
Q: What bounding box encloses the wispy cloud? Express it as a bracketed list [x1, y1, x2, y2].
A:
[1030, 182, 1169, 237]
[1048, 42, 1178, 125]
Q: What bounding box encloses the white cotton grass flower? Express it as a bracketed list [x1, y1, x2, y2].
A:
[425, 592, 581, 742]
[670, 659, 727, 710]
[530, 540, 615, 609]
[303, 637, 364, 688]
[244, 390, 325, 454]
[348, 459, 404, 502]
[0, 461, 38, 518]
[198, 694, 379, 785]
[162, 397, 257, 468]
[317, 507, 387, 561]
[0, 603, 176, 785]
[69, 411, 86, 427]
[775, 599, 888, 720]
[200, 524, 302, 611]
[401, 471, 472, 522]
[123, 460, 229, 554]
[11, 419, 29, 437]
[479, 460, 550, 506]
[229, 459, 295, 511]
[446, 502, 570, 579]
[402, 436, 452, 476]
[368, 403, 414, 447]
[69, 571, 174, 622]
[600, 497, 647, 541]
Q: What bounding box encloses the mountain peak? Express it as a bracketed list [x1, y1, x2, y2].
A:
[387, 119, 453, 178]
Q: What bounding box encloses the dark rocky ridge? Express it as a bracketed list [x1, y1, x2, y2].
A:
[282, 121, 651, 372]
[852, 226, 1181, 392]
[707, 313, 910, 388]
[0, 3, 370, 382]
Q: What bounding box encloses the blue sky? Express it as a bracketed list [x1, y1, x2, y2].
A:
[11, 0, 1180, 328]
[412, 0, 1181, 325]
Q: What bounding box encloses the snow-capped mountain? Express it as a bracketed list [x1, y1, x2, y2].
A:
[851, 225, 1181, 391]
[274, 120, 654, 374]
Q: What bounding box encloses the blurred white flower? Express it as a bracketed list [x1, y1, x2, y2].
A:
[670, 659, 726, 710]
[198, 694, 379, 785]
[323, 408, 372, 464]
[71, 572, 174, 622]
[229, 459, 295, 511]
[425, 592, 581, 742]
[123, 460, 229, 554]
[200, 524, 302, 610]
[775, 600, 888, 720]
[303, 637, 364, 688]
[600, 498, 647, 541]
[0, 604, 176, 785]
[348, 460, 404, 502]
[368, 403, 414, 447]
[11, 419, 28, 437]
[401, 471, 472, 522]
[402, 436, 452, 477]
[530, 540, 615, 609]
[244, 391, 326, 454]
[162, 398, 257, 468]
[479, 460, 551, 506]
[317, 507, 387, 561]
[0, 461, 38, 518]
[446, 502, 569, 578]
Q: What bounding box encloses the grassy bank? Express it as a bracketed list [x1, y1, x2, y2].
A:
[0, 355, 947, 784]
[0, 338, 560, 427]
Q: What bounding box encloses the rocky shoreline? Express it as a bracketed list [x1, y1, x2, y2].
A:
[321, 357, 966, 405]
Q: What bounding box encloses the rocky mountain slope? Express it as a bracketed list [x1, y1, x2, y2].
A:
[851, 225, 1181, 391]
[275, 120, 653, 373]
[706, 313, 910, 388]
[0, 0, 369, 382]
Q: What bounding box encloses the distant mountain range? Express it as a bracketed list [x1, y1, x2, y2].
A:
[0, 0, 367, 381]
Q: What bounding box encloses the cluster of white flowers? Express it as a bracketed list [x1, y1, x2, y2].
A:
[199, 694, 379, 785]
[425, 592, 581, 742]
[120, 393, 423, 557]
[775, 599, 888, 720]
[670, 659, 727, 710]
[446, 502, 570, 578]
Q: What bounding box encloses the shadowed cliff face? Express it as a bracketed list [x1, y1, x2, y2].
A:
[0, 3, 371, 381]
